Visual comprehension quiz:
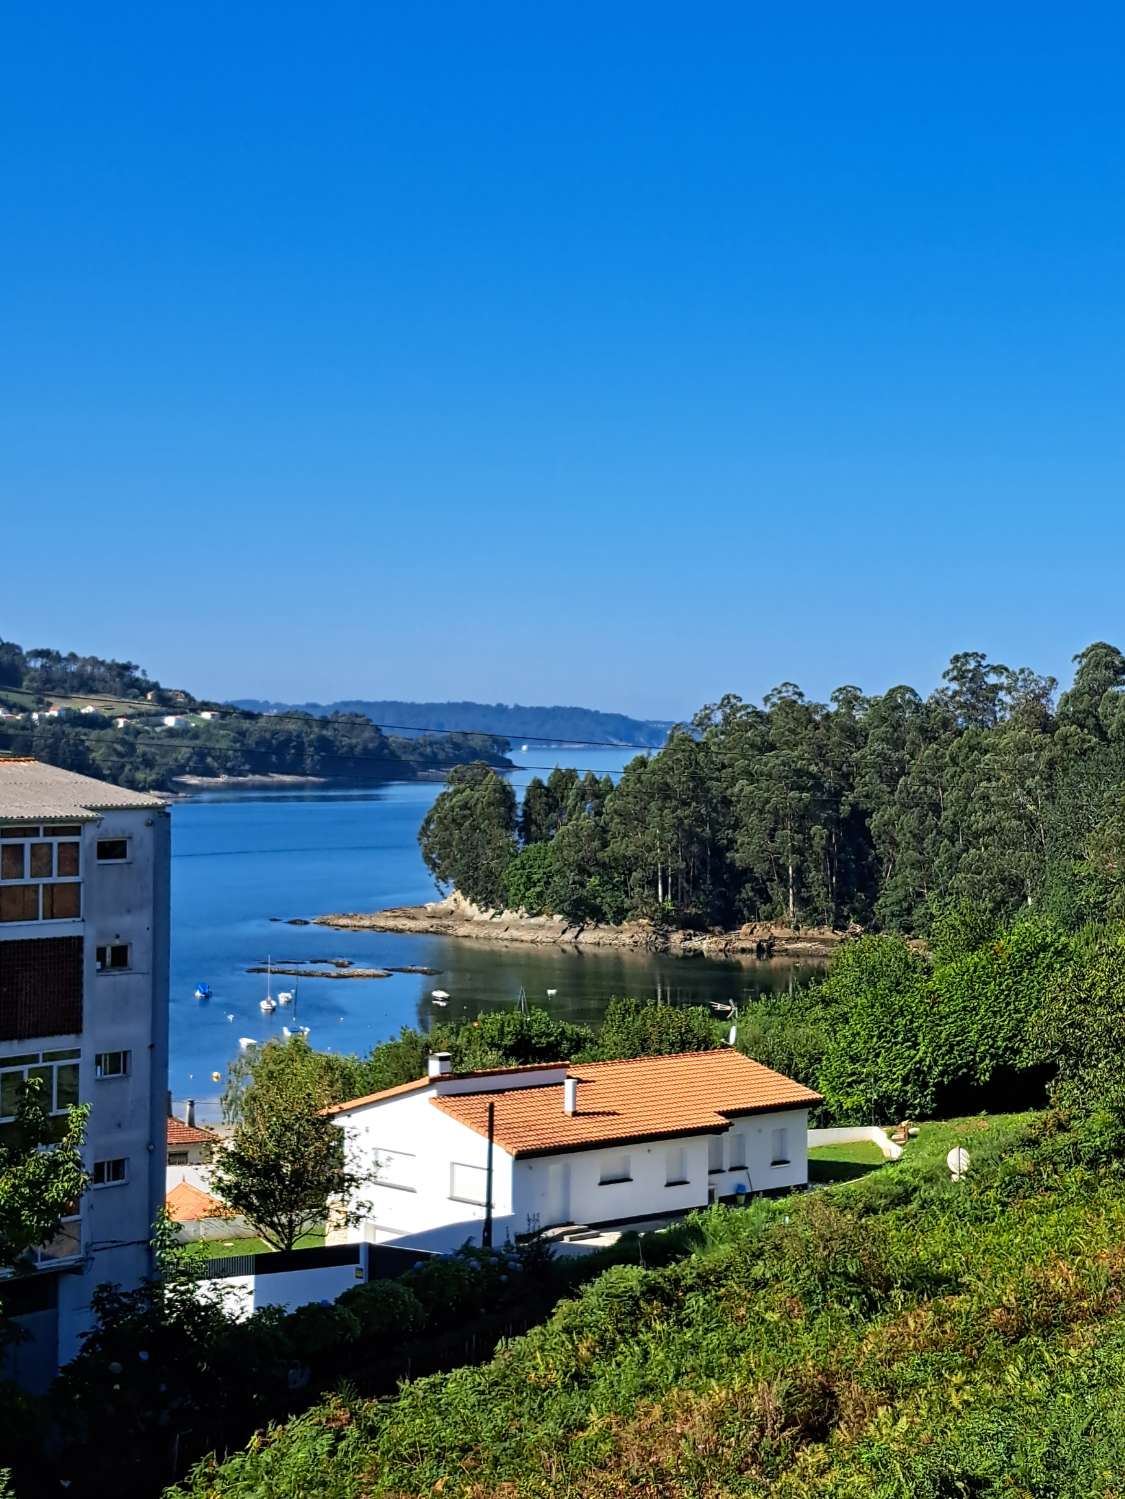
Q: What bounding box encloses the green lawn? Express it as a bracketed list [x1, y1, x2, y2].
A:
[191, 1230, 326, 1259]
[807, 1138, 887, 1182]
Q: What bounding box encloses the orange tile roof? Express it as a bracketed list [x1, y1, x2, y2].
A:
[431, 1050, 822, 1158]
[165, 1180, 231, 1223]
[167, 1115, 219, 1146]
[324, 1061, 568, 1116]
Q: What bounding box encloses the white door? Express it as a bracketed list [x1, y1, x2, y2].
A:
[542, 1161, 571, 1227]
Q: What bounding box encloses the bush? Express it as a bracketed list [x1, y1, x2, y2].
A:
[338, 1279, 425, 1340]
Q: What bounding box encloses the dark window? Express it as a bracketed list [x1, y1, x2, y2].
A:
[0, 886, 39, 923]
[56, 842, 80, 876]
[167, 1150, 189, 1165]
[95, 944, 130, 972]
[29, 844, 52, 878]
[1, 845, 23, 879]
[42, 884, 80, 920]
[93, 1157, 128, 1187]
[49, 826, 82, 838]
[0, 827, 34, 838]
[0, 937, 83, 1040]
[96, 839, 128, 863]
[95, 1051, 130, 1078]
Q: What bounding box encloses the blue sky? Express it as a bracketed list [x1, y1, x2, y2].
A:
[3, 4, 1123, 718]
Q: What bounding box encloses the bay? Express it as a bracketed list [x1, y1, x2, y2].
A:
[169, 748, 820, 1103]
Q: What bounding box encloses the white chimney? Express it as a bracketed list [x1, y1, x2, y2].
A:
[563, 1077, 578, 1115]
[183, 1098, 196, 1127]
[428, 1052, 453, 1079]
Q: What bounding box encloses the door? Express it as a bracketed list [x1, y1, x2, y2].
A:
[541, 1161, 571, 1228]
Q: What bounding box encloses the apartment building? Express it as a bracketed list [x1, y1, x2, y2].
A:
[0, 759, 170, 1388]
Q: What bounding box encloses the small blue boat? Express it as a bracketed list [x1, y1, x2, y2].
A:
[194, 982, 212, 1001]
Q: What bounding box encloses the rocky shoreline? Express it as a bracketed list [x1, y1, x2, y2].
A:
[314, 892, 847, 958]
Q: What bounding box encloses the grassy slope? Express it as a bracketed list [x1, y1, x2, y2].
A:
[173, 1114, 1125, 1499]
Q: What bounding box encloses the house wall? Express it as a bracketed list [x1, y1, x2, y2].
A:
[333, 1085, 518, 1254]
[333, 1089, 811, 1251]
[514, 1109, 810, 1231]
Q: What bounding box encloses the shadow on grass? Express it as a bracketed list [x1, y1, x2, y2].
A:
[808, 1158, 883, 1184]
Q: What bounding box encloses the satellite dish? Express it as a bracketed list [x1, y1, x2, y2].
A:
[946, 1146, 971, 1181]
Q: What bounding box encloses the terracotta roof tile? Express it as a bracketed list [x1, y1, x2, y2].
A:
[324, 1061, 569, 1116]
[432, 1049, 821, 1158]
[165, 1180, 231, 1223]
[167, 1115, 219, 1146]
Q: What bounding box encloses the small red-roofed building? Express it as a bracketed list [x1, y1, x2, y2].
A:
[326, 1049, 821, 1254]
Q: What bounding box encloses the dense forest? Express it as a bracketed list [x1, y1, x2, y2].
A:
[233, 697, 671, 747]
[420, 643, 1125, 936]
[0, 639, 510, 791]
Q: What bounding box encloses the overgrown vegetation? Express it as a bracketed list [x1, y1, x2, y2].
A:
[172, 1105, 1125, 1498]
[422, 642, 1125, 934]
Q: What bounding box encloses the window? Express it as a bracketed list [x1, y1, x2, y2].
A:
[0, 1049, 81, 1122]
[95, 1051, 130, 1079]
[375, 1148, 415, 1191]
[0, 828, 82, 923]
[167, 1150, 189, 1165]
[0, 937, 83, 1040]
[42, 884, 81, 920]
[95, 943, 131, 972]
[665, 1147, 688, 1186]
[449, 1161, 488, 1205]
[770, 1128, 790, 1166]
[96, 839, 129, 863]
[708, 1135, 726, 1174]
[92, 1157, 128, 1187]
[598, 1154, 631, 1185]
[728, 1132, 748, 1170]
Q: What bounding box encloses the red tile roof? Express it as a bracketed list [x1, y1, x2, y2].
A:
[167, 1115, 219, 1146]
[165, 1180, 231, 1223]
[432, 1050, 821, 1158]
[324, 1061, 568, 1116]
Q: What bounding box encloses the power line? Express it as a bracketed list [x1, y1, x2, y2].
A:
[1, 688, 670, 749]
[0, 722, 643, 780]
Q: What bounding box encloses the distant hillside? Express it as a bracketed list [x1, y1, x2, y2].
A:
[230, 698, 672, 748]
[0, 638, 511, 792]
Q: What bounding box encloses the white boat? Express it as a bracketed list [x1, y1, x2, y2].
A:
[431, 988, 450, 1001]
[261, 955, 277, 1012]
[282, 1024, 310, 1039]
[277, 989, 294, 1005]
[521, 744, 529, 752]
[238, 1037, 256, 1050]
[546, 988, 558, 997]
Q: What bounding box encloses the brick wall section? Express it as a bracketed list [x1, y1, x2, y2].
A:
[0, 937, 83, 1040]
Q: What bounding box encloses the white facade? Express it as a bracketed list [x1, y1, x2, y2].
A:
[332, 1063, 811, 1255]
[0, 766, 170, 1387]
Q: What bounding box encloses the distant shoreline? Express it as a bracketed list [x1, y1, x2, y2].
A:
[314, 892, 844, 958]
[172, 772, 330, 789]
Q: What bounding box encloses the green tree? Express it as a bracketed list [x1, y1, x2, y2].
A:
[418, 762, 517, 908]
[0, 1077, 88, 1269]
[214, 1040, 371, 1250]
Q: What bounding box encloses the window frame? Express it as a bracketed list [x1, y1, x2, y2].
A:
[0, 825, 83, 925]
[448, 1161, 489, 1206]
[95, 1050, 131, 1079]
[95, 943, 132, 973]
[597, 1153, 632, 1186]
[0, 1049, 81, 1123]
[664, 1146, 689, 1187]
[770, 1127, 791, 1167]
[707, 1135, 726, 1174]
[92, 1157, 129, 1188]
[95, 838, 130, 865]
[374, 1147, 416, 1193]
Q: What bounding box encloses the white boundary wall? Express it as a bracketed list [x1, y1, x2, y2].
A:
[807, 1126, 902, 1161]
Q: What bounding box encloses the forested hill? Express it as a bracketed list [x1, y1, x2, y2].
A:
[420, 643, 1125, 938]
[0, 639, 511, 792]
[231, 697, 671, 747]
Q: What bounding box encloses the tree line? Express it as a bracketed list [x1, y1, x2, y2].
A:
[420, 642, 1125, 935]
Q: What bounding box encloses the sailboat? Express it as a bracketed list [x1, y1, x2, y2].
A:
[260, 956, 277, 1014]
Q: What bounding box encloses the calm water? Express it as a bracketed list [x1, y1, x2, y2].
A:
[169, 749, 820, 1097]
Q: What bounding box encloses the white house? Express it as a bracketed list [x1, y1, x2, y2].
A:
[160, 715, 188, 729]
[327, 1049, 822, 1254]
[0, 759, 170, 1389]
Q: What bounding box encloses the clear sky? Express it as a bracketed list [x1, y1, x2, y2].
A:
[3, 4, 1123, 719]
